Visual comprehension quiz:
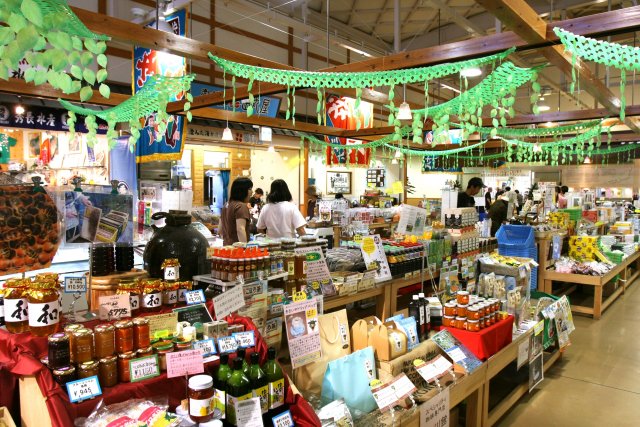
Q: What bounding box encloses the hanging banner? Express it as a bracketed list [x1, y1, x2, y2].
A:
[191, 82, 281, 118]
[325, 95, 373, 166]
[133, 10, 188, 163]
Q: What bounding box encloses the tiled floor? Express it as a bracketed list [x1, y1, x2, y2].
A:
[496, 281, 640, 426]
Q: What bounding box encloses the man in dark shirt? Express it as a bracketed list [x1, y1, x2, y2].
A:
[485, 187, 493, 208]
[488, 195, 509, 236]
[248, 188, 264, 208]
[458, 177, 485, 208]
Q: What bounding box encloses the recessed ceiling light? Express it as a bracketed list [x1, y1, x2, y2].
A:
[460, 67, 482, 78]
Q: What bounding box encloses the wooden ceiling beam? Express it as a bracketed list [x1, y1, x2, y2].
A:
[0, 78, 128, 106]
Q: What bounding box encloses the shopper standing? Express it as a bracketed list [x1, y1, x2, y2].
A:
[305, 185, 320, 219]
[458, 177, 485, 208]
[220, 177, 253, 245]
[485, 187, 493, 208]
[257, 179, 307, 239]
[488, 194, 509, 236]
[249, 188, 264, 209]
[557, 185, 568, 209]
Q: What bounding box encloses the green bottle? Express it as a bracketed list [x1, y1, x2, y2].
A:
[237, 348, 250, 375]
[213, 353, 231, 418]
[248, 352, 269, 414]
[264, 347, 285, 410]
[226, 357, 252, 426]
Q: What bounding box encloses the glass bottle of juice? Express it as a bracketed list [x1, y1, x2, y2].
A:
[264, 347, 285, 411]
[213, 353, 232, 419]
[248, 352, 268, 414]
[226, 357, 252, 426]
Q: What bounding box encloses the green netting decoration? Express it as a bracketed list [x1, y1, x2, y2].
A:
[0, 0, 111, 103]
[554, 27, 633, 120]
[59, 74, 195, 151]
[454, 119, 602, 138]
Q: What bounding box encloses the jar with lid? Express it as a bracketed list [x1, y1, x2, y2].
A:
[479, 317, 485, 329]
[118, 351, 136, 382]
[294, 253, 306, 280]
[94, 324, 115, 359]
[114, 320, 134, 353]
[53, 366, 76, 385]
[27, 281, 61, 336]
[78, 360, 100, 379]
[99, 355, 118, 387]
[467, 306, 480, 320]
[443, 302, 457, 317]
[73, 328, 94, 364]
[284, 253, 296, 279]
[35, 273, 59, 285]
[174, 339, 193, 352]
[177, 281, 192, 305]
[133, 317, 150, 350]
[442, 315, 455, 327]
[162, 281, 179, 308]
[188, 374, 215, 423]
[64, 324, 82, 362]
[466, 319, 480, 332]
[48, 332, 70, 369]
[455, 316, 467, 329]
[3, 278, 29, 333]
[456, 304, 468, 318]
[456, 291, 470, 305]
[140, 280, 163, 313]
[153, 341, 173, 371]
[137, 346, 153, 357]
[117, 281, 140, 314]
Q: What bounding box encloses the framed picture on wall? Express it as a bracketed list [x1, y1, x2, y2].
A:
[327, 171, 352, 195]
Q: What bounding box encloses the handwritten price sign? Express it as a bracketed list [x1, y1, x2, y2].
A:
[66, 376, 102, 403]
[217, 336, 239, 354]
[212, 285, 245, 319]
[193, 339, 217, 357]
[98, 294, 131, 320]
[166, 350, 204, 378]
[420, 387, 450, 427]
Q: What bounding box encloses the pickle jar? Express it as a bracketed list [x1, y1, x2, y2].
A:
[94, 324, 116, 359]
[99, 355, 118, 387]
[3, 279, 30, 333]
[114, 320, 134, 353]
[47, 332, 70, 370]
[162, 281, 179, 308]
[177, 281, 193, 305]
[118, 351, 136, 382]
[53, 366, 77, 385]
[117, 281, 141, 314]
[27, 281, 61, 336]
[73, 328, 95, 364]
[133, 317, 151, 350]
[140, 280, 163, 313]
[153, 341, 173, 371]
[78, 360, 100, 379]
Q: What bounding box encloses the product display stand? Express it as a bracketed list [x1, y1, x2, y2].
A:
[331, 221, 398, 247]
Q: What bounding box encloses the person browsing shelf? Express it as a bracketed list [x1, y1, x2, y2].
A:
[257, 179, 307, 239]
[220, 177, 253, 245]
[458, 177, 485, 208]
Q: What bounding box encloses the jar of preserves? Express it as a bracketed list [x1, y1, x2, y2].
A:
[488, 298, 499, 313]
[174, 339, 193, 351]
[456, 291, 470, 305]
[118, 351, 136, 382]
[140, 280, 163, 313]
[479, 317, 485, 329]
[442, 315, 455, 327]
[114, 320, 134, 353]
[73, 328, 94, 364]
[456, 304, 468, 318]
[467, 306, 480, 320]
[48, 332, 70, 369]
[78, 360, 100, 379]
[162, 281, 179, 308]
[53, 366, 76, 385]
[284, 253, 296, 279]
[153, 341, 173, 371]
[3, 278, 29, 333]
[117, 281, 140, 314]
[27, 281, 61, 336]
[188, 375, 215, 423]
[466, 320, 480, 332]
[64, 324, 82, 362]
[133, 317, 150, 350]
[177, 281, 192, 305]
[94, 324, 115, 359]
[99, 355, 118, 387]
[137, 346, 153, 357]
[161, 258, 181, 281]
[443, 302, 457, 317]
[455, 316, 467, 329]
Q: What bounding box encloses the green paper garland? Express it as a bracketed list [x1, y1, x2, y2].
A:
[457, 119, 602, 138]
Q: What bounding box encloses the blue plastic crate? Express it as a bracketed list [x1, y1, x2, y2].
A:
[496, 225, 535, 247]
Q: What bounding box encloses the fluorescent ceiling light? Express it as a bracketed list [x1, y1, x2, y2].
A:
[538, 105, 551, 112]
[440, 83, 461, 94]
[397, 102, 413, 120]
[337, 43, 374, 58]
[460, 67, 482, 78]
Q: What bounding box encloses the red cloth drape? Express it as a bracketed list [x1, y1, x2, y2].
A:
[437, 315, 515, 360]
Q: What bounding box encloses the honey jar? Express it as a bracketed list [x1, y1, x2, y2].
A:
[118, 351, 136, 382]
[153, 341, 174, 371]
[117, 281, 140, 314]
[488, 298, 499, 313]
[78, 360, 100, 379]
[442, 315, 455, 327]
[27, 281, 61, 336]
[53, 366, 76, 385]
[177, 281, 192, 305]
[133, 317, 151, 350]
[140, 280, 163, 313]
[114, 320, 134, 353]
[47, 332, 70, 369]
[467, 306, 480, 320]
[94, 324, 115, 359]
[466, 319, 480, 332]
[443, 302, 457, 317]
[64, 324, 82, 362]
[73, 328, 94, 364]
[456, 291, 470, 305]
[479, 317, 485, 329]
[3, 279, 29, 333]
[188, 375, 215, 423]
[455, 316, 467, 329]
[456, 304, 468, 318]
[99, 355, 118, 387]
[162, 281, 179, 308]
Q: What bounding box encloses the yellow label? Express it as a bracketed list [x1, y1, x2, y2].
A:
[306, 308, 317, 318]
[253, 385, 269, 414]
[292, 291, 307, 302]
[353, 234, 363, 243]
[362, 237, 376, 255]
[287, 261, 295, 274]
[213, 389, 226, 418]
[269, 378, 285, 409]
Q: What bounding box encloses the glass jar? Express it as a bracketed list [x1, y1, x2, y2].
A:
[188, 375, 215, 423]
[99, 355, 118, 387]
[118, 351, 136, 382]
[117, 281, 140, 314]
[94, 324, 115, 359]
[479, 317, 485, 329]
[73, 329, 94, 364]
[48, 332, 70, 369]
[294, 253, 306, 280]
[466, 320, 480, 332]
[3, 278, 30, 333]
[64, 324, 82, 362]
[137, 346, 153, 357]
[140, 280, 163, 313]
[442, 315, 455, 327]
[174, 339, 193, 352]
[162, 282, 179, 308]
[456, 304, 468, 318]
[284, 253, 296, 280]
[114, 320, 134, 353]
[177, 281, 193, 305]
[457, 291, 470, 305]
[78, 360, 99, 379]
[53, 366, 76, 385]
[27, 281, 61, 336]
[443, 302, 457, 317]
[455, 316, 467, 329]
[153, 341, 174, 371]
[467, 306, 480, 320]
[133, 317, 151, 350]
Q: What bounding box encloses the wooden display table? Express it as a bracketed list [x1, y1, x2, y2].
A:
[323, 283, 390, 319]
[543, 250, 640, 319]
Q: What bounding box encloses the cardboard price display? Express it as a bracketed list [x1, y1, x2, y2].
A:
[130, 355, 160, 382]
[212, 285, 246, 319]
[98, 294, 131, 320]
[64, 277, 87, 293]
[360, 235, 392, 282]
[294, 246, 337, 296]
[66, 376, 102, 403]
[419, 387, 450, 427]
[284, 298, 322, 369]
[166, 349, 204, 378]
[370, 373, 417, 412]
[236, 397, 264, 427]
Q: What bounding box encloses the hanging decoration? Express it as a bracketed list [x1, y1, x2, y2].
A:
[0, 0, 111, 102]
[457, 119, 603, 138]
[325, 95, 375, 166]
[59, 74, 195, 151]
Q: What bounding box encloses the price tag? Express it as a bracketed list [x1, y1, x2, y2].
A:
[98, 294, 131, 320]
[370, 373, 417, 412]
[236, 397, 264, 427]
[129, 355, 160, 382]
[447, 346, 467, 363]
[272, 410, 294, 427]
[164, 266, 179, 280]
[193, 339, 217, 357]
[414, 355, 453, 383]
[185, 290, 206, 305]
[353, 234, 363, 243]
[217, 336, 239, 353]
[211, 285, 246, 319]
[232, 331, 255, 348]
[64, 277, 86, 293]
[166, 349, 204, 378]
[419, 387, 450, 427]
[533, 320, 544, 335]
[66, 376, 102, 403]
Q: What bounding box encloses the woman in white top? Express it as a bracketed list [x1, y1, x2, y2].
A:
[257, 179, 307, 239]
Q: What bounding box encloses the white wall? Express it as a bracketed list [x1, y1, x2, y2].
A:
[406, 157, 459, 198]
[250, 148, 302, 206]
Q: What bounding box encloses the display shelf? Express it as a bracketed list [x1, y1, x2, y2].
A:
[193, 271, 288, 287]
[323, 284, 388, 319]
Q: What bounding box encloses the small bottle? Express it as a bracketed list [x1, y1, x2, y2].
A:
[248, 352, 268, 414]
[226, 357, 252, 426]
[419, 292, 431, 337]
[264, 347, 285, 411]
[408, 295, 424, 341]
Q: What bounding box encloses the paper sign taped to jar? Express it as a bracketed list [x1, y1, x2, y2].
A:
[66, 376, 102, 403]
[147, 312, 179, 340]
[212, 284, 246, 319]
[166, 349, 204, 378]
[359, 234, 392, 282]
[98, 294, 131, 320]
[130, 355, 160, 382]
[64, 277, 87, 293]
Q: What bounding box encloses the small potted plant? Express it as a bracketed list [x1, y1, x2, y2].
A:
[70, 174, 85, 192]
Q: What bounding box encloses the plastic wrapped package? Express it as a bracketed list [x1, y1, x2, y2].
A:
[79, 398, 181, 427]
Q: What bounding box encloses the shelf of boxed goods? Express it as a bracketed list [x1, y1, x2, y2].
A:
[331, 221, 398, 246]
[543, 249, 640, 319]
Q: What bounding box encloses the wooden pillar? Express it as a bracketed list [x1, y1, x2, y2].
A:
[288, 27, 294, 67]
[303, 141, 310, 214]
[210, 0, 216, 84]
[192, 145, 204, 206]
[98, 0, 107, 14]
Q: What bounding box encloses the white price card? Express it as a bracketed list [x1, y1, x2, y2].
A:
[130, 355, 160, 382]
[415, 355, 453, 383]
[371, 374, 417, 412]
[212, 285, 246, 319]
[272, 410, 294, 427]
[447, 346, 467, 363]
[217, 336, 239, 354]
[64, 277, 87, 293]
[419, 387, 450, 427]
[98, 294, 131, 320]
[193, 339, 217, 357]
[232, 331, 255, 348]
[185, 290, 206, 305]
[236, 397, 264, 427]
[517, 339, 530, 370]
[66, 376, 102, 403]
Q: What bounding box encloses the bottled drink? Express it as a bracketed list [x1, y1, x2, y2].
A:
[419, 292, 431, 339]
[409, 295, 424, 342]
[237, 348, 250, 375]
[264, 347, 285, 411]
[226, 357, 252, 426]
[213, 353, 232, 418]
[248, 352, 268, 414]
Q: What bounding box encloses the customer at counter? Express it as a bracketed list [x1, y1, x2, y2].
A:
[458, 177, 485, 208]
[220, 177, 253, 245]
[257, 179, 307, 239]
[488, 194, 509, 236]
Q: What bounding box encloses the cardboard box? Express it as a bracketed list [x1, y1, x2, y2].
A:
[370, 322, 409, 361]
